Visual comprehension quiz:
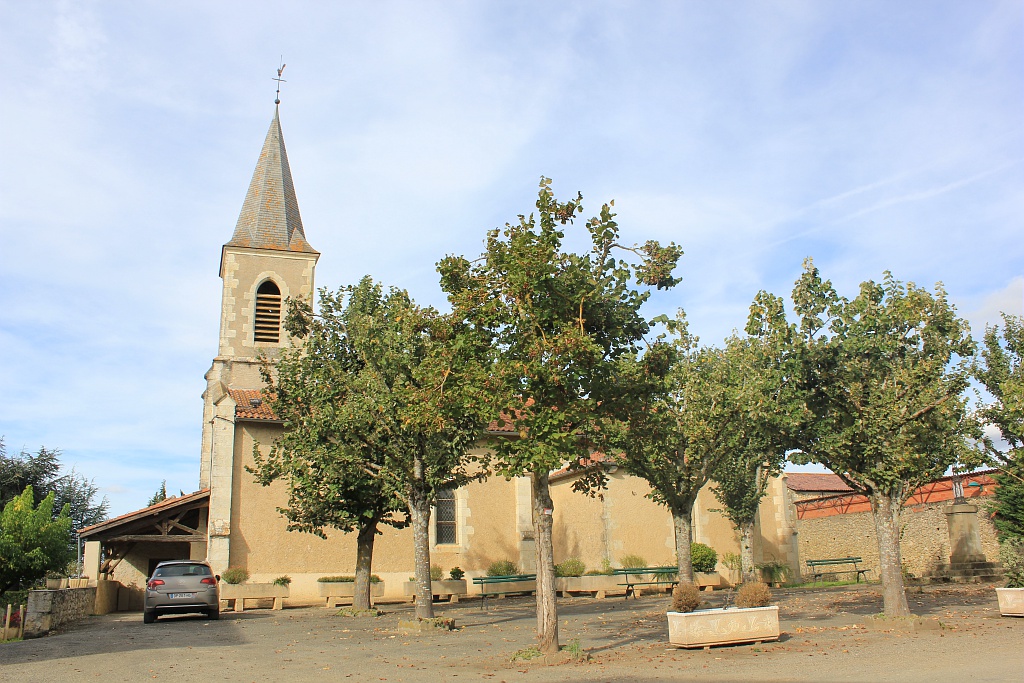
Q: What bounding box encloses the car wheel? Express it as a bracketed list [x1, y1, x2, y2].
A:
[143, 610, 156, 624]
[207, 607, 219, 620]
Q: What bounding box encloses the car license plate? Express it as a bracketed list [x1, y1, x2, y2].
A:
[168, 593, 195, 599]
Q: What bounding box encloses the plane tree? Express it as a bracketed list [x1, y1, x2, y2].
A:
[438, 177, 681, 653]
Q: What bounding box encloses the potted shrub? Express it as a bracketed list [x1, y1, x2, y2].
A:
[403, 565, 468, 602]
[691, 543, 721, 590]
[996, 538, 1024, 617]
[219, 567, 289, 611]
[756, 559, 790, 587]
[667, 581, 780, 649]
[721, 552, 742, 587]
[318, 575, 385, 607]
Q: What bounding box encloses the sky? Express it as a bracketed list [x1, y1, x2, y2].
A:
[1, 1, 1021, 517]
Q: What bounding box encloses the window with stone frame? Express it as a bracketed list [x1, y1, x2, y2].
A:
[434, 488, 457, 545]
[254, 280, 283, 343]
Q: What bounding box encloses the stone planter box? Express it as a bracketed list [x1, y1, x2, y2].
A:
[220, 583, 289, 612]
[667, 606, 780, 649]
[318, 581, 385, 608]
[996, 588, 1024, 617]
[45, 579, 61, 590]
[402, 580, 468, 602]
[695, 572, 722, 591]
[555, 575, 622, 599]
[475, 579, 535, 597]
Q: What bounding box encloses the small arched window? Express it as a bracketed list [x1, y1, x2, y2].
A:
[254, 280, 282, 343]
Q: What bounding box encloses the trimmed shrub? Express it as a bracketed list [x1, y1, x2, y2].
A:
[273, 575, 291, 586]
[555, 558, 586, 577]
[619, 554, 647, 569]
[584, 568, 613, 576]
[735, 581, 772, 608]
[448, 567, 465, 580]
[690, 543, 718, 574]
[671, 582, 702, 613]
[221, 567, 249, 584]
[486, 560, 519, 577]
[317, 575, 382, 583]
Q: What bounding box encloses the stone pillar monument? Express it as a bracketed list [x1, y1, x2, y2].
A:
[944, 503, 986, 564]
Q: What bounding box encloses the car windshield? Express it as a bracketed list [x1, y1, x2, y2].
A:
[154, 564, 211, 578]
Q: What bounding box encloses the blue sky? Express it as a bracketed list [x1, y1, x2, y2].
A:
[1, 1, 1021, 516]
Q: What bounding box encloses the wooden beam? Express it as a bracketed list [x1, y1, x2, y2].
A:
[108, 534, 207, 543]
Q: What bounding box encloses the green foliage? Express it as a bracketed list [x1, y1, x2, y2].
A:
[554, 558, 586, 577]
[448, 566, 465, 580]
[486, 560, 519, 577]
[0, 487, 73, 594]
[430, 565, 443, 581]
[975, 315, 1024, 541]
[735, 581, 773, 608]
[690, 543, 718, 574]
[671, 583, 702, 612]
[221, 567, 249, 584]
[273, 575, 292, 586]
[1000, 538, 1024, 588]
[721, 552, 742, 572]
[0, 440, 108, 555]
[619, 554, 647, 569]
[147, 481, 167, 507]
[756, 560, 789, 584]
[318, 575, 382, 583]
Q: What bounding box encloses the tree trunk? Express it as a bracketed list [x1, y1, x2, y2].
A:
[870, 492, 911, 617]
[740, 519, 758, 583]
[673, 509, 695, 584]
[353, 518, 378, 611]
[532, 470, 559, 654]
[409, 483, 435, 620]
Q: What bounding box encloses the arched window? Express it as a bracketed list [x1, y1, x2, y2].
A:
[254, 280, 282, 343]
[434, 488, 457, 545]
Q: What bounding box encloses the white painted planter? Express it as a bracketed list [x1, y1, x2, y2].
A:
[667, 606, 780, 648]
[555, 575, 622, 598]
[996, 587, 1024, 617]
[694, 572, 722, 590]
[318, 581, 385, 608]
[402, 580, 468, 602]
[220, 583, 289, 612]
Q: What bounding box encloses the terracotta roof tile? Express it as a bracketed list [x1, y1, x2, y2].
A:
[79, 489, 210, 536]
[229, 389, 279, 420]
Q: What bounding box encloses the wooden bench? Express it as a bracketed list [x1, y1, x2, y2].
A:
[613, 566, 679, 599]
[805, 557, 871, 584]
[472, 574, 536, 610]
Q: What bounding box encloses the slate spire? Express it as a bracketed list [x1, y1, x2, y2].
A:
[226, 106, 317, 254]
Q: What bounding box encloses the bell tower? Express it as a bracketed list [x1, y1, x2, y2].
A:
[199, 105, 318, 570]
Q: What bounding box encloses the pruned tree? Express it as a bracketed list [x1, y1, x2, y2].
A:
[609, 313, 742, 585]
[438, 178, 681, 653]
[783, 260, 983, 617]
[0, 486, 73, 594]
[975, 314, 1024, 539]
[252, 278, 491, 618]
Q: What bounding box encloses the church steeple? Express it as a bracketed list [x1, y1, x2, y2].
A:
[225, 106, 317, 254]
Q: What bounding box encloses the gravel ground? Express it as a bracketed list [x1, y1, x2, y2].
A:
[2, 584, 1021, 682]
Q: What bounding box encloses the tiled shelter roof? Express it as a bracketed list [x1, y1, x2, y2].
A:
[226, 106, 317, 254]
[229, 389, 278, 421]
[785, 473, 853, 492]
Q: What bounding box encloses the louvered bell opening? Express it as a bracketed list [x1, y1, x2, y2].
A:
[254, 281, 282, 343]
[435, 489, 457, 545]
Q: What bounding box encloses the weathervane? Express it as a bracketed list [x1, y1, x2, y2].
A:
[273, 59, 287, 104]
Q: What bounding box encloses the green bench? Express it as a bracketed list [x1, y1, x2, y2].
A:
[472, 574, 536, 609]
[612, 566, 679, 599]
[805, 557, 871, 583]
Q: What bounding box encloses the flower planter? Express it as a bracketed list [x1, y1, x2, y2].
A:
[555, 575, 622, 599]
[695, 572, 722, 591]
[45, 579, 61, 590]
[667, 606, 780, 648]
[403, 580, 468, 603]
[996, 588, 1024, 617]
[220, 583, 289, 612]
[318, 581, 385, 608]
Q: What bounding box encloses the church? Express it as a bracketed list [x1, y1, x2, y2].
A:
[82, 104, 955, 607]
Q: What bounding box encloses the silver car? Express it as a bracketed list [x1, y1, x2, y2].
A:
[144, 560, 220, 623]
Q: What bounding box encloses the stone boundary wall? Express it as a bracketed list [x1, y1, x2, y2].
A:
[796, 500, 1001, 579]
[24, 587, 97, 639]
